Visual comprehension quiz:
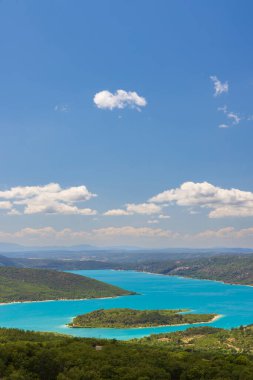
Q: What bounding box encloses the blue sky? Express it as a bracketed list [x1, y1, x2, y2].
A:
[0, 0, 253, 247]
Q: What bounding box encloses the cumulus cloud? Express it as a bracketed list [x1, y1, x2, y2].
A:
[210, 75, 228, 96]
[93, 89, 147, 110]
[150, 181, 253, 218]
[0, 183, 97, 216]
[104, 202, 162, 216]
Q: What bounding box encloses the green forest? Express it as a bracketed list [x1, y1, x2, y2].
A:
[69, 308, 217, 328]
[0, 327, 252, 379]
[0, 267, 135, 303]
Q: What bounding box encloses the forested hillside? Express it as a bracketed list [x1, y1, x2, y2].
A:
[138, 325, 253, 354]
[0, 267, 134, 303]
[0, 327, 253, 379]
[135, 254, 253, 286]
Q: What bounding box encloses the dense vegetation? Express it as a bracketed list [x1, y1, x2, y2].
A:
[134, 254, 253, 286]
[137, 325, 253, 354]
[0, 327, 252, 379]
[0, 267, 134, 303]
[69, 308, 217, 328]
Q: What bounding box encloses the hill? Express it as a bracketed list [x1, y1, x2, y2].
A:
[134, 254, 253, 286]
[0, 267, 135, 303]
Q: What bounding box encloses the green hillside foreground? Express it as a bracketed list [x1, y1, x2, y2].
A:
[137, 325, 253, 355]
[0, 327, 253, 379]
[68, 308, 217, 328]
[0, 267, 135, 303]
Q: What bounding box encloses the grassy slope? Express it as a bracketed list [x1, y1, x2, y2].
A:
[69, 308, 217, 328]
[0, 267, 135, 303]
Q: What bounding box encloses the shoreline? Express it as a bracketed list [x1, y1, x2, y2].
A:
[68, 314, 223, 330]
[0, 295, 118, 306]
[136, 270, 253, 288]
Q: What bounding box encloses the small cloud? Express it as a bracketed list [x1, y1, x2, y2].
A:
[7, 209, 21, 216]
[147, 219, 159, 224]
[93, 89, 147, 110]
[104, 209, 130, 216]
[104, 203, 162, 216]
[218, 106, 241, 126]
[218, 124, 229, 129]
[54, 104, 70, 113]
[158, 214, 170, 219]
[0, 201, 12, 209]
[227, 112, 240, 125]
[218, 105, 228, 113]
[189, 209, 200, 215]
[210, 75, 228, 96]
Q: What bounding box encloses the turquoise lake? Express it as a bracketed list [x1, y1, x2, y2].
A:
[1, 270, 253, 340]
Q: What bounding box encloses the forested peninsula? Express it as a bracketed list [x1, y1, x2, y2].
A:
[69, 308, 218, 328]
[0, 267, 135, 303]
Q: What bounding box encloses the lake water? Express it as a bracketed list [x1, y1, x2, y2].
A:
[1, 270, 253, 340]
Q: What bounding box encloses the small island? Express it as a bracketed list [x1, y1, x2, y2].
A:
[68, 308, 218, 328]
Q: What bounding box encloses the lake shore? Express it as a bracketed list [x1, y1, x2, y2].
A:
[0, 296, 117, 306]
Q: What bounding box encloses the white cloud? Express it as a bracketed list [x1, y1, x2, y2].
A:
[126, 203, 162, 215]
[210, 75, 228, 96]
[158, 214, 170, 219]
[227, 112, 240, 125]
[93, 89, 147, 110]
[103, 209, 130, 216]
[150, 181, 253, 218]
[218, 124, 229, 129]
[93, 226, 171, 238]
[0, 183, 97, 216]
[2, 225, 253, 247]
[0, 201, 12, 209]
[104, 202, 162, 216]
[218, 106, 241, 126]
[147, 219, 159, 224]
[54, 104, 70, 112]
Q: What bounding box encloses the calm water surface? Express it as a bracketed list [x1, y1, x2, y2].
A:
[0, 270, 253, 340]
